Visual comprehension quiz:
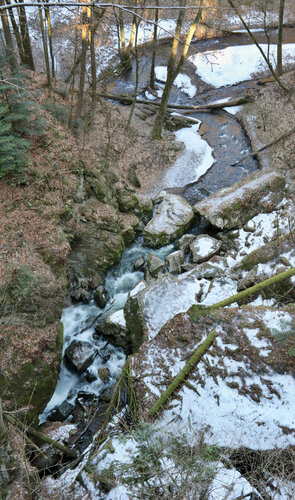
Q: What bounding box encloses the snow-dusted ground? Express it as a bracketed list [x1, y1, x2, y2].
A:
[136, 201, 294, 340]
[189, 43, 295, 87]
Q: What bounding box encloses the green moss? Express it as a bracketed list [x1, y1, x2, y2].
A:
[96, 465, 116, 492]
[0, 331, 62, 424]
[124, 295, 146, 353]
[56, 321, 64, 362]
[116, 188, 138, 212]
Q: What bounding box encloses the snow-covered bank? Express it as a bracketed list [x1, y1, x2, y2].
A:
[189, 43, 295, 87]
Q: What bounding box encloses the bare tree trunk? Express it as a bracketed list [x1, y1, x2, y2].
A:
[89, 4, 96, 111]
[44, 1, 55, 78]
[68, 6, 79, 128]
[75, 0, 88, 116]
[127, 19, 139, 128]
[277, 0, 285, 77]
[5, 0, 26, 65]
[151, 0, 185, 139]
[38, 3, 51, 89]
[128, 13, 136, 49]
[118, 8, 132, 73]
[150, 0, 159, 89]
[17, 0, 34, 70]
[0, 0, 17, 70]
[151, 0, 204, 139]
[263, 0, 270, 61]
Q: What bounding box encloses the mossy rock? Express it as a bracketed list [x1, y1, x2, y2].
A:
[124, 288, 146, 353]
[116, 187, 139, 213]
[193, 171, 285, 229]
[68, 231, 125, 285]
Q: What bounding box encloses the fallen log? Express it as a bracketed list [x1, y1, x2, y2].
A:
[149, 329, 217, 417]
[231, 125, 295, 166]
[26, 427, 78, 459]
[98, 92, 250, 111]
[3, 412, 78, 459]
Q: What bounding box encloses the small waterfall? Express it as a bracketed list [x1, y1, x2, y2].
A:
[40, 239, 174, 422]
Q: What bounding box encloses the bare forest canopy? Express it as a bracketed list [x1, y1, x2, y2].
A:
[0, 0, 292, 177]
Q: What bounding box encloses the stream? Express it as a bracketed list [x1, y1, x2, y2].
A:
[40, 30, 295, 431]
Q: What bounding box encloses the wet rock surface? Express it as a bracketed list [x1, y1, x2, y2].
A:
[145, 252, 165, 280]
[94, 309, 128, 349]
[64, 340, 98, 374]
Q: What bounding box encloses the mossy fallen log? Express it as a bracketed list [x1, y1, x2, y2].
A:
[3, 412, 77, 459]
[149, 329, 217, 417]
[189, 266, 295, 322]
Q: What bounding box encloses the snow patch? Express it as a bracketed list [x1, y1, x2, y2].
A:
[189, 44, 295, 88]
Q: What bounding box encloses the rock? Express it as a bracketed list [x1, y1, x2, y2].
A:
[131, 305, 295, 451]
[64, 340, 97, 374]
[176, 234, 197, 253]
[243, 220, 256, 232]
[71, 287, 92, 303]
[124, 282, 147, 352]
[165, 250, 184, 274]
[0, 320, 63, 424]
[98, 367, 111, 383]
[98, 346, 111, 363]
[85, 369, 97, 383]
[94, 286, 109, 309]
[181, 262, 196, 272]
[47, 399, 75, 422]
[134, 195, 153, 221]
[33, 446, 61, 471]
[134, 256, 145, 271]
[94, 309, 128, 349]
[120, 213, 139, 246]
[145, 253, 165, 280]
[67, 229, 125, 287]
[32, 423, 76, 470]
[116, 187, 138, 212]
[193, 171, 285, 229]
[190, 235, 222, 263]
[189, 261, 224, 279]
[153, 190, 167, 204]
[143, 194, 195, 248]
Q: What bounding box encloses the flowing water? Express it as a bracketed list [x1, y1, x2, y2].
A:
[41, 31, 295, 424]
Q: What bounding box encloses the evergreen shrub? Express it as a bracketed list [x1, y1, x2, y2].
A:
[0, 60, 44, 179]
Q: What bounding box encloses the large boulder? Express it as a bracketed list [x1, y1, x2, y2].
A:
[193, 171, 285, 229]
[143, 194, 195, 248]
[132, 305, 295, 450]
[64, 340, 97, 374]
[94, 309, 128, 349]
